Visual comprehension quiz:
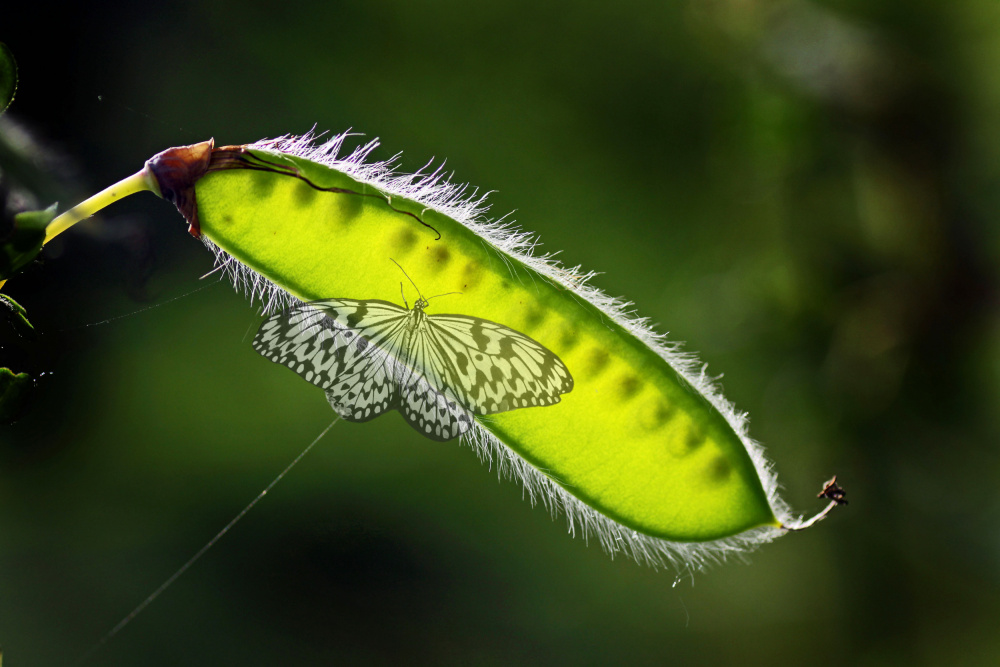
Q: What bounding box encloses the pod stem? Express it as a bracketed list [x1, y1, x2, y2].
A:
[43, 167, 156, 245]
[783, 475, 847, 531]
[785, 500, 839, 531]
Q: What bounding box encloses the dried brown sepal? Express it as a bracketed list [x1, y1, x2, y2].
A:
[781, 474, 847, 531]
[144, 139, 215, 237]
[818, 475, 848, 505]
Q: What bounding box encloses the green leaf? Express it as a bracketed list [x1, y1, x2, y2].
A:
[0, 367, 32, 423]
[0, 293, 34, 337]
[0, 204, 56, 281]
[0, 42, 16, 115]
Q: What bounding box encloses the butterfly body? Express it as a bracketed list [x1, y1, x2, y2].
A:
[404, 297, 430, 332]
[253, 296, 573, 441]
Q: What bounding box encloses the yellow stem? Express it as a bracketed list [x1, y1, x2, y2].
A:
[43, 168, 156, 245]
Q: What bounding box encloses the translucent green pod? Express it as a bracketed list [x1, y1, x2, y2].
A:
[135, 132, 795, 566]
[38, 132, 817, 568]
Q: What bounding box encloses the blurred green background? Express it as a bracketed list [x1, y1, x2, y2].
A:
[2, 0, 998, 664]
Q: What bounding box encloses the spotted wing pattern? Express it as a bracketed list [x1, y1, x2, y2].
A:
[253, 299, 405, 422]
[253, 298, 573, 441]
[419, 315, 574, 414]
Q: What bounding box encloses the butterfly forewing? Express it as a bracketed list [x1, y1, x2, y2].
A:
[423, 315, 574, 414]
[255, 302, 385, 388]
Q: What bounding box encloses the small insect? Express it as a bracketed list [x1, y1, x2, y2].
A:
[252, 265, 574, 441]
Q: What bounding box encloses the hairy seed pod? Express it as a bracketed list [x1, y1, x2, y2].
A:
[53, 131, 818, 570]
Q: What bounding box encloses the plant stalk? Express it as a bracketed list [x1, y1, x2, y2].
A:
[43, 168, 156, 245]
[0, 169, 155, 295]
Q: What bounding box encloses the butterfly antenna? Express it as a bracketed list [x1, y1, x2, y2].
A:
[390, 258, 425, 302]
[399, 282, 409, 310]
[427, 291, 463, 301]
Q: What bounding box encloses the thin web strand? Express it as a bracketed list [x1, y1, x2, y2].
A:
[74, 417, 341, 666]
[52, 277, 223, 334]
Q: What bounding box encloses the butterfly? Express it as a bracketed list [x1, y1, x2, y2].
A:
[252, 284, 574, 442]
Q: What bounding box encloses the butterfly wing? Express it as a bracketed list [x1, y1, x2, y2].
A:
[321, 337, 400, 422]
[397, 371, 475, 441]
[394, 324, 475, 441]
[254, 300, 572, 440]
[253, 299, 409, 423]
[420, 314, 574, 414]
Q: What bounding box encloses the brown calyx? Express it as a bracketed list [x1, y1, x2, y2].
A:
[144, 139, 216, 237]
[144, 141, 300, 238]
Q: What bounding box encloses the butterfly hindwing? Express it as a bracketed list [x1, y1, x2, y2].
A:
[323, 352, 397, 423]
[398, 371, 474, 442]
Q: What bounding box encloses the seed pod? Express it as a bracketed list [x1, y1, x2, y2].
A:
[132, 133, 804, 568]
